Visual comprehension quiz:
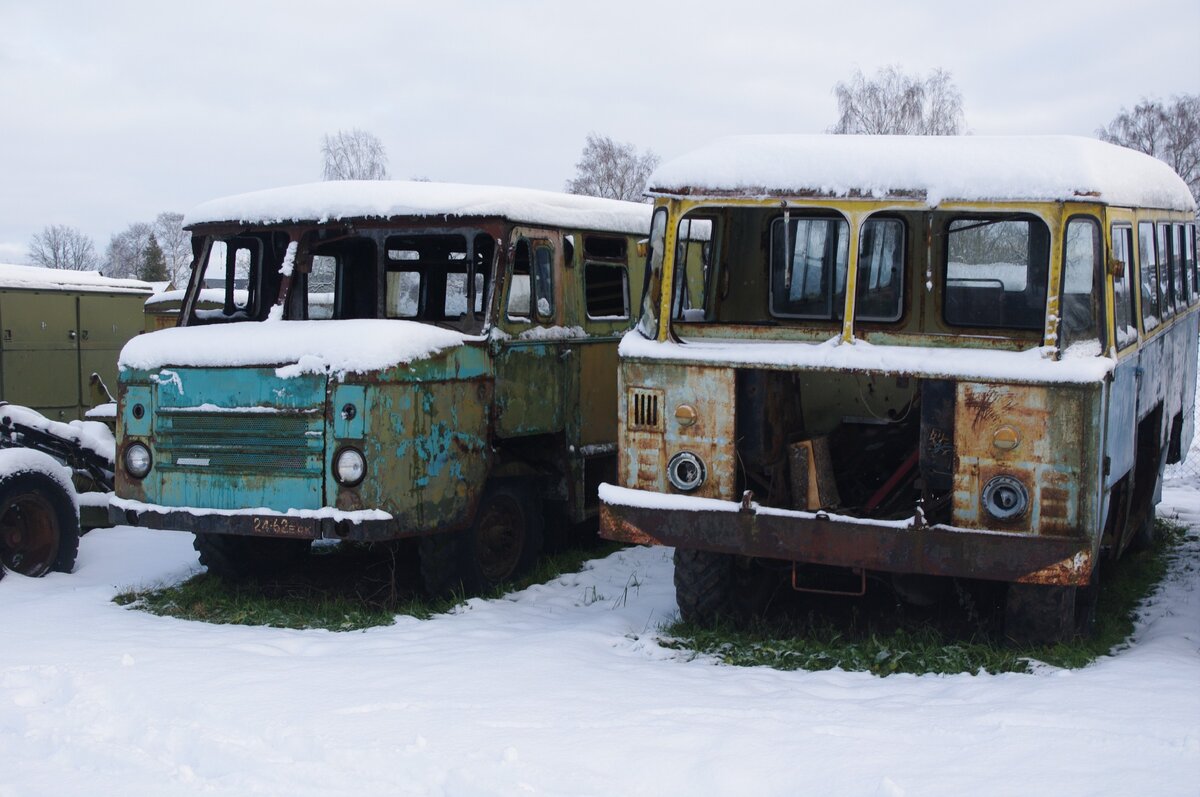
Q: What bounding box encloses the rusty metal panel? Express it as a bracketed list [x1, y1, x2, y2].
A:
[953, 381, 1096, 537]
[576, 340, 619, 446]
[353, 346, 493, 532]
[619, 360, 736, 500]
[600, 493, 1093, 586]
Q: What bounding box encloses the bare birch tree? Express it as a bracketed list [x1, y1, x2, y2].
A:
[566, 133, 660, 202]
[153, 211, 192, 287]
[104, 222, 154, 279]
[1098, 95, 1200, 210]
[28, 225, 99, 271]
[830, 66, 965, 136]
[321, 128, 389, 180]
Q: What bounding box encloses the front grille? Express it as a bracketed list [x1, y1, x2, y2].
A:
[156, 409, 324, 474]
[629, 388, 663, 431]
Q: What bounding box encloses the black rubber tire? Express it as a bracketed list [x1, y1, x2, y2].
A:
[419, 481, 544, 597]
[193, 533, 311, 580]
[1129, 504, 1159, 552]
[1005, 582, 1078, 645]
[0, 471, 79, 578]
[673, 547, 736, 625]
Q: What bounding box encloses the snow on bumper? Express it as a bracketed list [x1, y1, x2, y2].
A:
[110, 497, 394, 542]
[598, 483, 1093, 586]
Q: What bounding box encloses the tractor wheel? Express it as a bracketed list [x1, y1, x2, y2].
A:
[0, 471, 79, 578]
[419, 482, 543, 597]
[1005, 582, 1078, 645]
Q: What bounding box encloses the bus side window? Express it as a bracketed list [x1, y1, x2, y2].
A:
[1111, 225, 1137, 350]
[1156, 223, 1175, 320]
[507, 239, 532, 319]
[1060, 217, 1101, 352]
[1138, 222, 1159, 331]
[1187, 223, 1198, 305]
[1173, 223, 1188, 310]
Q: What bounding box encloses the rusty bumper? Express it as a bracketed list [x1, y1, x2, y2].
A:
[109, 504, 397, 542]
[599, 490, 1092, 586]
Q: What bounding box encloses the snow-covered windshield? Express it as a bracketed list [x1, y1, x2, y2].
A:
[186, 228, 495, 335]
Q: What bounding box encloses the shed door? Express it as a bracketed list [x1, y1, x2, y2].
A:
[0, 291, 80, 418]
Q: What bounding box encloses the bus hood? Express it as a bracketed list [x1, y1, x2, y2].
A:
[118, 319, 468, 379]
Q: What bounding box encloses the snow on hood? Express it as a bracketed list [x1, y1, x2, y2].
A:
[650, 135, 1197, 211]
[0, 263, 154, 294]
[118, 320, 467, 378]
[185, 180, 652, 235]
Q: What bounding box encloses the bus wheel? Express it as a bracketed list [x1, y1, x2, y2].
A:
[673, 548, 734, 625]
[193, 533, 311, 580]
[1004, 582, 1077, 645]
[419, 482, 543, 597]
[0, 472, 79, 578]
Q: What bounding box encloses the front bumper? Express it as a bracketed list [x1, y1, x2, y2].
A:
[598, 485, 1092, 586]
[109, 499, 397, 542]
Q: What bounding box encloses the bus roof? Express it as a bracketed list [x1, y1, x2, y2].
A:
[185, 180, 653, 235]
[0, 263, 154, 294]
[649, 135, 1196, 212]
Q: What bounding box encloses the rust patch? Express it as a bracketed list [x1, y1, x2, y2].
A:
[963, 388, 1017, 432]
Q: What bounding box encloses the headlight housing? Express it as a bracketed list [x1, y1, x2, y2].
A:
[667, 451, 706, 492]
[334, 447, 365, 486]
[982, 474, 1029, 521]
[124, 443, 152, 479]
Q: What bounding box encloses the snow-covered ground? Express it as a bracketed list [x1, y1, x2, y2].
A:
[2, 495, 1198, 796]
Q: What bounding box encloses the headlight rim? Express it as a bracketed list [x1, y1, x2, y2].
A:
[333, 446, 366, 487]
[981, 473, 1029, 522]
[124, 442, 152, 479]
[667, 450, 706, 493]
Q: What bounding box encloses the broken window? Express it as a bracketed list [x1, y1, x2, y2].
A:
[1139, 222, 1159, 331]
[1111, 225, 1137, 349]
[672, 217, 714, 321]
[585, 263, 629, 318]
[943, 216, 1049, 331]
[1059, 217, 1102, 353]
[854, 218, 905, 323]
[770, 215, 849, 320]
[507, 238, 554, 322]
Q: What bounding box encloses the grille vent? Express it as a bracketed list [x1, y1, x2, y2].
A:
[629, 388, 664, 431]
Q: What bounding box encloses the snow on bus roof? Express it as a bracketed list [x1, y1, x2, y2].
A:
[0, 263, 154, 294]
[185, 180, 653, 235]
[649, 135, 1197, 211]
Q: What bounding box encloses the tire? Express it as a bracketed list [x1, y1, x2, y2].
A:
[193, 533, 311, 580]
[419, 482, 544, 597]
[1004, 582, 1077, 645]
[673, 547, 735, 625]
[0, 471, 79, 578]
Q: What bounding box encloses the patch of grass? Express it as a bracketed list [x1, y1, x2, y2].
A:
[661, 519, 1190, 676]
[114, 537, 623, 631]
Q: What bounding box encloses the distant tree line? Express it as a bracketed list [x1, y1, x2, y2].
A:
[24, 91, 1197, 282]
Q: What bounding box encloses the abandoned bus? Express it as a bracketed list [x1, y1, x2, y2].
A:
[599, 135, 1198, 642]
[111, 181, 649, 592]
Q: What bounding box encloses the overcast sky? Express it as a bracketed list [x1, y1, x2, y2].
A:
[1, 0, 1197, 266]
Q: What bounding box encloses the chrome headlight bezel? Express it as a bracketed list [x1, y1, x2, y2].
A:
[333, 447, 366, 487]
[124, 442, 152, 479]
[667, 451, 706, 493]
[982, 474, 1029, 521]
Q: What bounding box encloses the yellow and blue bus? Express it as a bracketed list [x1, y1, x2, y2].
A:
[599, 135, 1197, 642]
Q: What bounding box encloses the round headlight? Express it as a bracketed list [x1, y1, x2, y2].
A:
[982, 474, 1029, 521]
[667, 451, 706, 492]
[124, 443, 152, 479]
[334, 447, 365, 486]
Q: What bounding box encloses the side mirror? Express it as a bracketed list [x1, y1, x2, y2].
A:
[1108, 257, 1126, 278]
